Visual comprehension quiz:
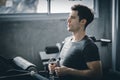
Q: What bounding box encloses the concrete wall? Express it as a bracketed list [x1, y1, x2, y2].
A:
[0, 19, 70, 70]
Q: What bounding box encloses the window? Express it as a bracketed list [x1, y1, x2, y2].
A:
[51, 0, 94, 13]
[0, 0, 40, 14]
[0, 0, 96, 14]
[37, 0, 47, 13]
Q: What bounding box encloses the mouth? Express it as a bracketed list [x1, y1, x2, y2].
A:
[67, 23, 70, 27]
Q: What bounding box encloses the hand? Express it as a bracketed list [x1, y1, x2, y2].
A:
[55, 66, 69, 76]
[48, 63, 57, 74]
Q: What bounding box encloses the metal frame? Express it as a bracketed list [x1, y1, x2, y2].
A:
[112, 0, 119, 71]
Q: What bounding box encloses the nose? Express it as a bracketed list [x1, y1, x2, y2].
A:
[67, 17, 71, 23]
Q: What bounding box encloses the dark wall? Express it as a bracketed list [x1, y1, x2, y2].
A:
[0, 0, 112, 70]
[116, 0, 120, 71]
[116, 19, 120, 70]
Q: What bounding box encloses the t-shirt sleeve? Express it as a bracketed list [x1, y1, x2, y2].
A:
[83, 43, 100, 62]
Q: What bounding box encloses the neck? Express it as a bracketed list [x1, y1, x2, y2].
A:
[72, 30, 86, 42]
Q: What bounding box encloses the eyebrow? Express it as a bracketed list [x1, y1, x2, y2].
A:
[69, 15, 76, 19]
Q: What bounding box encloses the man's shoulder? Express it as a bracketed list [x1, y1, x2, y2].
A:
[84, 36, 95, 44]
[82, 35, 98, 49]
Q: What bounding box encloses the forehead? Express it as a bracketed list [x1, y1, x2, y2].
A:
[69, 10, 78, 16]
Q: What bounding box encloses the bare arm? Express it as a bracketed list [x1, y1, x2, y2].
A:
[55, 60, 102, 79]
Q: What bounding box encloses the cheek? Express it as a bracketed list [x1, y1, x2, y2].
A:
[69, 20, 80, 28]
[74, 21, 80, 27]
[74, 22, 81, 29]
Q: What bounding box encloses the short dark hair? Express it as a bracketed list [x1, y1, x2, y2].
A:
[71, 4, 94, 29]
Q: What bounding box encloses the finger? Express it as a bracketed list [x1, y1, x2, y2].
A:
[55, 67, 61, 76]
[48, 65, 56, 72]
[55, 69, 59, 76]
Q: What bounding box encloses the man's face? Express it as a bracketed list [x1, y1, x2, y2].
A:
[67, 10, 81, 32]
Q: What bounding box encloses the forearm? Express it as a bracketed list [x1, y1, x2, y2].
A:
[55, 61, 102, 79]
[66, 67, 102, 78]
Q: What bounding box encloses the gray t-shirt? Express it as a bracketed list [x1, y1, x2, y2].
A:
[59, 35, 100, 80]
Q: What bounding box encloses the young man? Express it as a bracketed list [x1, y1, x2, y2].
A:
[49, 4, 102, 80]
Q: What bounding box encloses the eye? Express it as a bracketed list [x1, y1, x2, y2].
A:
[71, 16, 76, 19]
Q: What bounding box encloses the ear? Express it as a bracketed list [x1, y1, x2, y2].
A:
[80, 19, 87, 25]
